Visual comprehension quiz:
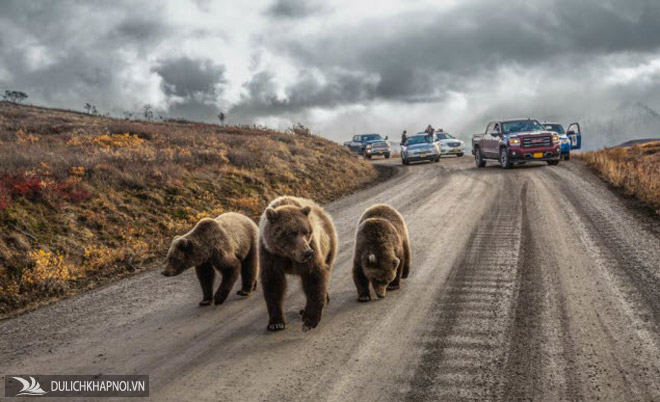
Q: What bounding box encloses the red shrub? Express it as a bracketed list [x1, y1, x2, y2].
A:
[0, 174, 92, 206]
[0, 175, 44, 201]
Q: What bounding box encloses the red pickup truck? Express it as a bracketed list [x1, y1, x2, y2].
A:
[471, 119, 560, 169]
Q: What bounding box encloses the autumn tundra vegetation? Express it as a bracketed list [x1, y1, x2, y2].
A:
[0, 102, 377, 316]
[578, 141, 660, 214]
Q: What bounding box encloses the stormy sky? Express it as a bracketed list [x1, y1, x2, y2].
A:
[1, 0, 660, 146]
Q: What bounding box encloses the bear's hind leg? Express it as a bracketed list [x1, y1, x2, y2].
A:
[195, 262, 215, 306]
[237, 244, 258, 297]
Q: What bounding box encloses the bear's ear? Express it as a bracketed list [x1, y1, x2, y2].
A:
[300, 206, 312, 216]
[177, 238, 193, 253]
[367, 253, 377, 265]
[266, 208, 279, 223]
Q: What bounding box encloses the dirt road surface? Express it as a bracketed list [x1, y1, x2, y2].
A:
[2, 157, 660, 401]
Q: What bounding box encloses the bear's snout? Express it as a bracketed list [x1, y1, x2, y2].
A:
[302, 249, 314, 262]
[161, 266, 177, 277]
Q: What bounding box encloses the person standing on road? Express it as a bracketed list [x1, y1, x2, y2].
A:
[401, 130, 407, 145]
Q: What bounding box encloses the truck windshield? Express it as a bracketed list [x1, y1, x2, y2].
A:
[501, 120, 544, 134]
[544, 124, 565, 134]
[406, 136, 432, 145]
[361, 134, 383, 141]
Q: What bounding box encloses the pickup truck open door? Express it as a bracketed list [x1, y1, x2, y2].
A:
[566, 122, 582, 150]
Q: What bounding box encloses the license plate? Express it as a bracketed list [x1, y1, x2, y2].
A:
[533, 152, 543, 158]
[453, 148, 460, 152]
[419, 153, 428, 157]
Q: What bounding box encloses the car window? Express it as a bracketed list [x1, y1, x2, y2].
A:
[502, 120, 543, 134]
[406, 136, 432, 145]
[435, 133, 454, 140]
[544, 124, 565, 134]
[362, 134, 383, 141]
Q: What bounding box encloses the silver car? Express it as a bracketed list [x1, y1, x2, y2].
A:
[401, 135, 440, 165]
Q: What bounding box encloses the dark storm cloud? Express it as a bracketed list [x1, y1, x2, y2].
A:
[153, 57, 226, 99]
[230, 68, 378, 120]
[231, 0, 660, 119]
[265, 0, 323, 19]
[0, 0, 171, 112]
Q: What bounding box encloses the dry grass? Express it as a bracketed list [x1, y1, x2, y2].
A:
[0, 102, 377, 316]
[577, 141, 660, 214]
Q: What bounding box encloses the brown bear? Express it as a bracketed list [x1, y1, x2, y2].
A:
[259, 196, 337, 332]
[353, 204, 411, 302]
[161, 212, 259, 306]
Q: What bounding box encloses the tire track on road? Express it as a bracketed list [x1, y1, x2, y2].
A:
[404, 177, 526, 401]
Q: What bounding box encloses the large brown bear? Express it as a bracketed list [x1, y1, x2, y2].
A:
[161, 212, 259, 306]
[353, 204, 411, 301]
[259, 196, 337, 332]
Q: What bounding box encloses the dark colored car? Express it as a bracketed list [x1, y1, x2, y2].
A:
[343, 134, 391, 159]
[472, 119, 560, 168]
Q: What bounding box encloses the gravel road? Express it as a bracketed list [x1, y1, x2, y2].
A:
[2, 156, 660, 401]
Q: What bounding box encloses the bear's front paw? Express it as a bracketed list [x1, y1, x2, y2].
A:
[199, 299, 212, 306]
[213, 296, 227, 305]
[236, 290, 252, 297]
[302, 311, 321, 332]
[267, 322, 286, 331]
[357, 294, 371, 302]
[387, 283, 400, 291]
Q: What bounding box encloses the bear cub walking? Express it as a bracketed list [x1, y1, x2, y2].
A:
[353, 204, 411, 301]
[259, 196, 337, 332]
[162, 212, 259, 306]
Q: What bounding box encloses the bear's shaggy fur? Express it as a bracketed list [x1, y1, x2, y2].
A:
[161, 212, 259, 306]
[352, 204, 411, 301]
[259, 196, 337, 331]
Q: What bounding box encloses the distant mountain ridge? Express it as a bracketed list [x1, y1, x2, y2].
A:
[579, 102, 660, 150]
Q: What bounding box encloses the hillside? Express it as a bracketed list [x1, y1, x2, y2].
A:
[0, 102, 377, 316]
[578, 140, 660, 214]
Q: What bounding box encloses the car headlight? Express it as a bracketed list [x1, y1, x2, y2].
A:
[366, 144, 371, 150]
[552, 135, 560, 143]
[509, 138, 520, 145]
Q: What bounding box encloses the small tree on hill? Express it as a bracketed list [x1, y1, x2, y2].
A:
[143, 104, 153, 121]
[218, 111, 226, 126]
[3, 90, 28, 103]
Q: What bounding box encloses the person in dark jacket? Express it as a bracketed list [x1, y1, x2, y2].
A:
[401, 130, 408, 145]
[425, 124, 434, 136]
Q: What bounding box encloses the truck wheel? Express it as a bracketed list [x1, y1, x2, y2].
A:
[499, 148, 512, 169]
[457, 153, 464, 157]
[362, 150, 372, 160]
[564, 153, 570, 161]
[475, 148, 486, 168]
[385, 153, 391, 159]
[547, 160, 560, 166]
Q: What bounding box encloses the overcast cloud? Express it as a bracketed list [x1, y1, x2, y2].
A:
[1, 0, 659, 148]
